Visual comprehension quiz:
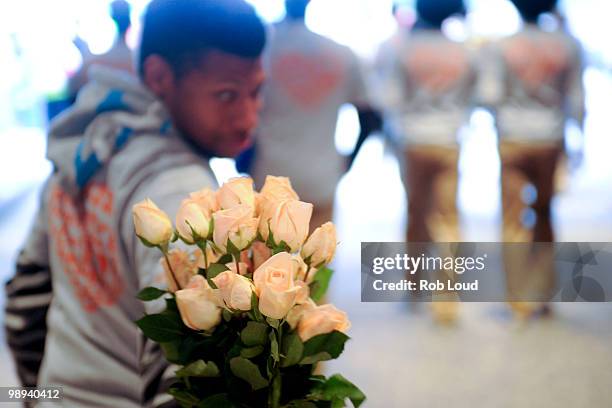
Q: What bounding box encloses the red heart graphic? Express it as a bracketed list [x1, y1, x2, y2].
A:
[504, 36, 568, 90]
[271, 52, 345, 108]
[403, 43, 469, 94]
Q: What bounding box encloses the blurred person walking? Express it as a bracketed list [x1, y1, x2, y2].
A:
[484, 0, 585, 319]
[68, 0, 135, 99]
[375, 0, 478, 322]
[247, 0, 373, 230]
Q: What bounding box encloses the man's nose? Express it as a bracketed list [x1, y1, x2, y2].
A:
[234, 98, 260, 133]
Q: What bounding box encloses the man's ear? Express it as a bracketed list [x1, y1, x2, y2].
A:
[142, 55, 175, 100]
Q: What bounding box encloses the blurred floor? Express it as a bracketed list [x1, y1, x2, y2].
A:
[1, 69, 612, 406]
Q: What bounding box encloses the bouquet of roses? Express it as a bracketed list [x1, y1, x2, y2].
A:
[132, 176, 365, 408]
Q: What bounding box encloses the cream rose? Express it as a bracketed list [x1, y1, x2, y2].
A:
[159, 249, 197, 292]
[132, 198, 173, 246]
[189, 188, 219, 213]
[175, 275, 223, 331]
[217, 177, 255, 214]
[212, 204, 259, 253]
[212, 271, 254, 311]
[297, 304, 351, 342]
[286, 299, 316, 329]
[301, 222, 337, 267]
[176, 198, 212, 243]
[260, 199, 313, 252]
[260, 176, 299, 202]
[253, 252, 303, 319]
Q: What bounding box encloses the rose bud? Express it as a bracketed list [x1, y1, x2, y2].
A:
[212, 204, 258, 254]
[212, 271, 254, 311]
[268, 200, 313, 252]
[253, 252, 303, 319]
[175, 275, 223, 331]
[132, 198, 173, 246]
[301, 222, 337, 267]
[297, 304, 351, 342]
[260, 176, 299, 202]
[176, 198, 212, 243]
[217, 177, 255, 215]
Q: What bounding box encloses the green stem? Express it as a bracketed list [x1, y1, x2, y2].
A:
[200, 241, 209, 269]
[270, 369, 281, 408]
[162, 248, 181, 291]
[303, 260, 313, 283]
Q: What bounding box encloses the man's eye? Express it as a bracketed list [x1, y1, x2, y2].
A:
[215, 90, 238, 102]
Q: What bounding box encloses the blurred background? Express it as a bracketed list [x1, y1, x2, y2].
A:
[1, 0, 611, 406]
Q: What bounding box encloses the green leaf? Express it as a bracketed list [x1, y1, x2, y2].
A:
[309, 374, 366, 408]
[198, 393, 235, 408]
[266, 317, 280, 329]
[300, 331, 349, 365]
[136, 235, 159, 248]
[176, 360, 219, 378]
[218, 254, 233, 265]
[331, 398, 346, 408]
[206, 263, 229, 279]
[265, 225, 276, 248]
[272, 241, 290, 255]
[136, 287, 167, 301]
[241, 321, 269, 346]
[229, 357, 269, 391]
[240, 345, 264, 359]
[135, 314, 183, 342]
[284, 401, 318, 408]
[223, 309, 232, 322]
[226, 239, 241, 259]
[160, 341, 180, 363]
[270, 331, 280, 363]
[249, 292, 264, 322]
[300, 352, 332, 365]
[309, 267, 333, 303]
[168, 387, 200, 407]
[280, 332, 304, 367]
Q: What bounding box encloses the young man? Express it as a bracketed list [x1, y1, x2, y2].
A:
[4, 0, 265, 406]
[486, 0, 584, 318]
[248, 0, 372, 230]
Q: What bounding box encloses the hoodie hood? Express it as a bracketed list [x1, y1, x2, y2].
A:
[47, 65, 173, 194]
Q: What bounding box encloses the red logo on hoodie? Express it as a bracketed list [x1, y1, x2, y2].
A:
[48, 183, 124, 312]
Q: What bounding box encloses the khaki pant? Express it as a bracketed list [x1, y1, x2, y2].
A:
[403, 145, 460, 243]
[499, 141, 563, 315]
[402, 145, 460, 322]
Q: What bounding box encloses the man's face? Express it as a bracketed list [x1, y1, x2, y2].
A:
[162, 51, 265, 158]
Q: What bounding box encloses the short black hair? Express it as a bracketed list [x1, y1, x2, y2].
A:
[285, 0, 310, 19]
[416, 0, 466, 28]
[110, 0, 131, 35]
[139, 0, 266, 77]
[510, 0, 558, 23]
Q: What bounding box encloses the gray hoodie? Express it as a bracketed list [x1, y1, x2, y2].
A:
[15, 66, 217, 407]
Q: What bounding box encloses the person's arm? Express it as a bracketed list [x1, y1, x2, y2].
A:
[120, 165, 217, 407]
[347, 108, 383, 170]
[344, 50, 379, 170]
[4, 183, 52, 387]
